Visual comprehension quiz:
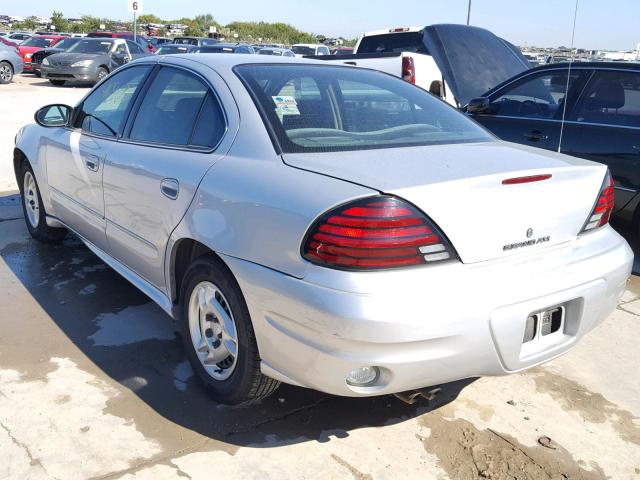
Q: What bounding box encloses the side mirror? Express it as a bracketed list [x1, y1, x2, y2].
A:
[35, 104, 72, 127]
[466, 97, 493, 115]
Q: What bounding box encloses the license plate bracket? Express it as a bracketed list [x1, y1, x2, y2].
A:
[523, 305, 565, 343]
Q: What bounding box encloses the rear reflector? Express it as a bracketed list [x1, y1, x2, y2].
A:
[502, 174, 552, 185]
[580, 170, 614, 234]
[302, 196, 457, 270]
[402, 56, 416, 84]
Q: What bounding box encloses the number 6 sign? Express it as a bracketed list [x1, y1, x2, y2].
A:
[127, 0, 144, 14]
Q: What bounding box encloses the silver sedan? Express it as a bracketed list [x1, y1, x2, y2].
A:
[14, 54, 632, 405]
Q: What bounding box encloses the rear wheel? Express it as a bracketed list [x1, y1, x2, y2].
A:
[19, 162, 67, 242]
[179, 255, 279, 405]
[0, 61, 13, 84]
[49, 79, 65, 86]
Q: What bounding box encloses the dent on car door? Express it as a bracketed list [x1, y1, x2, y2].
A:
[46, 65, 151, 251]
[102, 66, 228, 289]
[473, 69, 588, 150]
[557, 69, 640, 218]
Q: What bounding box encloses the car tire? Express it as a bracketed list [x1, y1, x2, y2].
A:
[18, 161, 67, 243]
[179, 254, 280, 406]
[49, 79, 65, 86]
[96, 67, 108, 83]
[34, 70, 41, 78]
[0, 61, 13, 84]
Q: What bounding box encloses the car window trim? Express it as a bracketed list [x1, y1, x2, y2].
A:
[69, 63, 155, 141]
[119, 64, 229, 153]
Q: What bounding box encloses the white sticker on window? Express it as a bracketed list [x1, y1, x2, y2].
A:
[272, 95, 300, 117]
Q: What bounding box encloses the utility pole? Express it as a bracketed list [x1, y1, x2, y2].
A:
[466, 0, 472, 25]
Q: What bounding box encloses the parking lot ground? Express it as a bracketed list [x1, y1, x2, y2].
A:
[0, 74, 88, 192]
[0, 194, 639, 480]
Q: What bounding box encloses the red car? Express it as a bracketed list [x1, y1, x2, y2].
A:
[18, 35, 65, 72]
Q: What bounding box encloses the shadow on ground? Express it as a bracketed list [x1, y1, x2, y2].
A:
[0, 200, 475, 448]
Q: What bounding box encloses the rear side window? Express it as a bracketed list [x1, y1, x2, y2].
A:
[572, 71, 640, 128]
[126, 40, 144, 54]
[357, 32, 428, 54]
[129, 67, 224, 147]
[236, 64, 491, 153]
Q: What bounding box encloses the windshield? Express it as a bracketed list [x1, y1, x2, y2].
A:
[358, 32, 428, 54]
[21, 37, 55, 48]
[258, 49, 280, 56]
[291, 46, 315, 55]
[236, 64, 492, 153]
[55, 38, 80, 50]
[68, 39, 113, 54]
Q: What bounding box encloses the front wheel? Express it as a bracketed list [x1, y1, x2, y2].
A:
[179, 255, 279, 405]
[0, 61, 13, 84]
[19, 162, 67, 242]
[95, 67, 108, 83]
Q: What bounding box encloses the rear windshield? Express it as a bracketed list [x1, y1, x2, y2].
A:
[158, 45, 191, 54]
[236, 64, 491, 153]
[291, 46, 315, 55]
[69, 40, 113, 54]
[174, 38, 198, 45]
[358, 32, 428, 54]
[21, 37, 55, 48]
[197, 46, 235, 53]
[258, 49, 280, 56]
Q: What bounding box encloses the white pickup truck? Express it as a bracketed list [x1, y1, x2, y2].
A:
[312, 24, 531, 108]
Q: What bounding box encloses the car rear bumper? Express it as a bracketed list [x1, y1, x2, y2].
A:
[222, 226, 632, 397]
[41, 65, 96, 82]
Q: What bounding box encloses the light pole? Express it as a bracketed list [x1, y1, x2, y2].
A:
[466, 0, 472, 25]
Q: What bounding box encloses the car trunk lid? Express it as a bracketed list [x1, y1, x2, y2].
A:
[283, 141, 607, 264]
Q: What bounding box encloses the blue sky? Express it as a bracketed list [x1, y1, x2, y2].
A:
[8, 0, 640, 50]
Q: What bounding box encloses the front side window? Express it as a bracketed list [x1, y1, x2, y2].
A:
[129, 67, 215, 146]
[571, 70, 640, 128]
[236, 64, 492, 153]
[76, 65, 150, 137]
[126, 40, 143, 54]
[491, 71, 582, 119]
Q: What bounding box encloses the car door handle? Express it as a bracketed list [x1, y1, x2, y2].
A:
[85, 154, 100, 171]
[524, 131, 548, 142]
[160, 178, 179, 200]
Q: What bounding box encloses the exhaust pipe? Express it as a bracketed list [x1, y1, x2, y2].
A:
[394, 387, 442, 405]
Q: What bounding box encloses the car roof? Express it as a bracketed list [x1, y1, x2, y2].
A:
[133, 52, 325, 74]
[527, 61, 640, 71]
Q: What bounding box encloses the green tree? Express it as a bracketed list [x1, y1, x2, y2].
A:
[184, 23, 202, 37]
[51, 11, 69, 33]
[138, 14, 164, 24]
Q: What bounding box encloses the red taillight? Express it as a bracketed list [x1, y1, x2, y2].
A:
[302, 196, 456, 270]
[580, 170, 614, 234]
[402, 56, 415, 84]
[389, 27, 411, 32]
